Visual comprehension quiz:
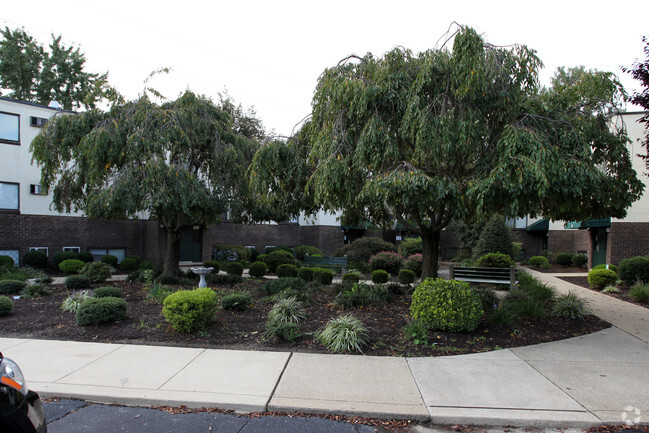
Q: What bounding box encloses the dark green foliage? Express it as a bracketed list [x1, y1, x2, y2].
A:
[410, 279, 483, 332]
[265, 246, 294, 255]
[257, 254, 268, 263]
[0, 256, 14, 267]
[371, 270, 389, 284]
[336, 283, 393, 308]
[518, 272, 555, 301]
[80, 262, 112, 283]
[403, 254, 423, 276]
[268, 297, 307, 323]
[265, 320, 301, 342]
[202, 261, 220, 272]
[119, 257, 139, 272]
[593, 263, 618, 273]
[93, 286, 122, 298]
[139, 260, 160, 273]
[588, 269, 618, 289]
[0, 267, 29, 282]
[125, 255, 141, 266]
[0, 295, 13, 316]
[221, 292, 252, 311]
[629, 283, 649, 304]
[0, 279, 26, 295]
[293, 245, 323, 261]
[529, 256, 550, 268]
[78, 251, 95, 263]
[316, 314, 369, 353]
[399, 237, 422, 258]
[59, 259, 85, 274]
[264, 250, 295, 273]
[490, 306, 513, 326]
[100, 255, 119, 267]
[21, 283, 51, 298]
[398, 269, 416, 284]
[474, 215, 514, 260]
[474, 287, 498, 310]
[156, 275, 180, 285]
[475, 253, 514, 268]
[35, 276, 53, 285]
[249, 261, 268, 278]
[504, 294, 548, 319]
[334, 237, 397, 264]
[162, 288, 218, 332]
[623, 36, 649, 173]
[53, 251, 77, 267]
[555, 253, 573, 267]
[369, 251, 401, 274]
[64, 275, 91, 290]
[224, 262, 244, 276]
[618, 256, 649, 284]
[207, 274, 242, 285]
[263, 277, 305, 295]
[76, 297, 127, 326]
[213, 245, 252, 262]
[23, 250, 48, 268]
[342, 272, 362, 285]
[552, 292, 590, 319]
[572, 254, 588, 268]
[312, 268, 334, 285]
[277, 264, 299, 278]
[297, 266, 314, 282]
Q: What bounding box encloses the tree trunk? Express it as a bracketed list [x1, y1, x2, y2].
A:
[163, 227, 180, 277]
[421, 230, 441, 279]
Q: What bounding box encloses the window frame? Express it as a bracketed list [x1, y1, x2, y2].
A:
[30, 184, 48, 195]
[0, 181, 20, 211]
[0, 111, 20, 145]
[29, 247, 49, 256]
[63, 246, 81, 254]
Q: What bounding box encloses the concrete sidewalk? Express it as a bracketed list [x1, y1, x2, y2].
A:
[2, 271, 648, 427]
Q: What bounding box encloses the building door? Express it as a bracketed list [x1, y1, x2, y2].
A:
[179, 226, 202, 262]
[591, 228, 607, 267]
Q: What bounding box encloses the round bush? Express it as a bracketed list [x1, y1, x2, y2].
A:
[80, 262, 113, 283]
[342, 272, 362, 285]
[334, 237, 397, 264]
[587, 269, 618, 289]
[64, 275, 91, 290]
[475, 253, 514, 268]
[119, 257, 139, 272]
[0, 279, 27, 295]
[22, 283, 51, 298]
[529, 256, 549, 268]
[410, 278, 484, 332]
[371, 270, 389, 284]
[23, 250, 48, 268]
[0, 295, 14, 316]
[277, 264, 299, 278]
[78, 251, 95, 263]
[0, 255, 15, 266]
[100, 255, 119, 267]
[369, 251, 401, 275]
[312, 268, 334, 285]
[125, 255, 141, 266]
[224, 261, 244, 276]
[297, 266, 314, 282]
[249, 261, 268, 278]
[618, 256, 649, 285]
[398, 269, 416, 284]
[403, 254, 423, 276]
[162, 288, 218, 332]
[93, 286, 123, 298]
[572, 254, 588, 268]
[264, 250, 295, 273]
[221, 292, 252, 311]
[263, 277, 306, 295]
[52, 251, 77, 267]
[59, 259, 85, 274]
[202, 261, 220, 273]
[400, 237, 422, 259]
[555, 253, 573, 267]
[76, 297, 127, 326]
[592, 263, 618, 273]
[293, 245, 323, 261]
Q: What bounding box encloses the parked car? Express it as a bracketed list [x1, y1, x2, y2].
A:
[0, 352, 47, 433]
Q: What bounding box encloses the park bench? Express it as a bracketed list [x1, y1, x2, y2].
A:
[304, 255, 348, 274]
[448, 264, 518, 290]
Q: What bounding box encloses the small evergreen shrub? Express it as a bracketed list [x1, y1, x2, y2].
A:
[588, 269, 618, 289]
[399, 237, 422, 258]
[316, 314, 369, 353]
[337, 283, 392, 308]
[162, 288, 218, 333]
[0, 267, 29, 282]
[268, 297, 307, 323]
[21, 283, 51, 298]
[342, 272, 362, 285]
[475, 253, 514, 268]
[277, 264, 299, 278]
[100, 254, 119, 267]
[61, 290, 92, 313]
[118, 257, 139, 272]
[473, 215, 514, 259]
[297, 266, 314, 282]
[59, 259, 85, 274]
[93, 286, 122, 298]
[265, 320, 301, 342]
[207, 274, 242, 285]
[23, 250, 48, 268]
[264, 250, 295, 273]
[334, 237, 397, 264]
[221, 292, 252, 311]
[52, 251, 77, 267]
[293, 245, 323, 261]
[618, 256, 649, 285]
[369, 251, 401, 275]
[80, 262, 113, 283]
[64, 275, 91, 290]
[312, 268, 334, 285]
[403, 254, 423, 276]
[572, 254, 588, 268]
[263, 277, 305, 295]
[0, 256, 14, 266]
[398, 269, 416, 284]
[76, 297, 127, 326]
[249, 261, 268, 278]
[592, 263, 618, 273]
[202, 261, 220, 272]
[78, 251, 95, 263]
[555, 253, 573, 267]
[410, 278, 483, 332]
[0, 295, 13, 316]
[224, 262, 244, 276]
[35, 276, 53, 285]
[552, 291, 590, 319]
[629, 283, 649, 304]
[371, 270, 389, 284]
[0, 279, 27, 295]
[529, 256, 550, 268]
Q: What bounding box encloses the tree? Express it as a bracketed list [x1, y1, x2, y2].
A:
[251, 26, 644, 278]
[0, 27, 114, 110]
[31, 91, 267, 276]
[473, 215, 514, 260]
[623, 36, 649, 173]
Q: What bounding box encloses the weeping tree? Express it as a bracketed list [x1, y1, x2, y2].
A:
[31, 91, 266, 276]
[251, 26, 644, 278]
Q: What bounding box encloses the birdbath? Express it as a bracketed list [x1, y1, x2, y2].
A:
[190, 267, 213, 288]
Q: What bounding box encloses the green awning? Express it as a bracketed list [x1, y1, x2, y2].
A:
[564, 218, 611, 229]
[526, 218, 549, 232]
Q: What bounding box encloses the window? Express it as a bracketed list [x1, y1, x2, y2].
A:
[506, 216, 527, 229]
[0, 182, 19, 210]
[0, 250, 19, 266]
[89, 248, 126, 263]
[29, 247, 49, 256]
[30, 184, 48, 195]
[30, 116, 48, 128]
[0, 112, 19, 144]
[63, 246, 81, 253]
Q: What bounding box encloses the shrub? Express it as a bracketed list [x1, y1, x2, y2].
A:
[474, 287, 498, 310]
[572, 254, 588, 268]
[78, 251, 95, 263]
[76, 297, 127, 326]
[265, 320, 301, 342]
[268, 297, 307, 323]
[629, 283, 649, 304]
[312, 268, 334, 285]
[400, 237, 422, 258]
[398, 269, 416, 284]
[202, 261, 220, 272]
[118, 257, 139, 272]
[592, 263, 618, 273]
[0, 255, 14, 267]
[410, 278, 483, 332]
[0, 267, 29, 282]
[93, 286, 122, 298]
[100, 254, 119, 267]
[490, 306, 513, 326]
[371, 270, 389, 284]
[207, 274, 242, 285]
[64, 275, 91, 290]
[602, 285, 620, 294]
[59, 259, 85, 274]
[402, 319, 428, 344]
[263, 277, 305, 295]
[552, 292, 590, 319]
[0, 296, 13, 316]
[221, 292, 252, 311]
[512, 242, 523, 261]
[475, 253, 514, 268]
[162, 288, 218, 333]
[473, 215, 514, 259]
[23, 250, 48, 268]
[337, 283, 392, 308]
[403, 254, 423, 276]
[297, 266, 314, 282]
[334, 237, 396, 264]
[618, 256, 649, 285]
[264, 250, 295, 273]
[139, 260, 160, 273]
[52, 251, 77, 267]
[224, 262, 244, 276]
[555, 253, 573, 267]
[80, 262, 113, 283]
[369, 251, 401, 275]
[257, 254, 268, 264]
[156, 275, 180, 285]
[249, 261, 268, 278]
[293, 245, 323, 261]
[342, 272, 362, 285]
[316, 314, 369, 353]
[22, 283, 51, 298]
[61, 290, 93, 313]
[277, 264, 299, 278]
[529, 256, 549, 268]
[518, 273, 555, 301]
[0, 279, 27, 295]
[588, 269, 618, 289]
[213, 245, 252, 262]
[502, 292, 548, 319]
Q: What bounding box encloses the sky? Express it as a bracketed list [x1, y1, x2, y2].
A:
[2, 0, 648, 137]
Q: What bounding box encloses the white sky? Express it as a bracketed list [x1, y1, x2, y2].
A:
[2, 0, 648, 136]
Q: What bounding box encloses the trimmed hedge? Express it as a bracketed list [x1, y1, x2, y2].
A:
[293, 245, 323, 261]
[529, 256, 549, 268]
[93, 286, 123, 298]
[312, 268, 334, 285]
[78, 251, 95, 263]
[277, 264, 299, 278]
[371, 270, 389, 284]
[64, 275, 91, 290]
[162, 288, 218, 333]
[76, 297, 127, 326]
[23, 250, 48, 268]
[588, 269, 618, 289]
[264, 250, 295, 273]
[0, 255, 15, 266]
[475, 253, 514, 268]
[572, 254, 588, 268]
[225, 261, 244, 276]
[334, 237, 397, 264]
[618, 256, 649, 285]
[0, 279, 27, 295]
[202, 261, 220, 273]
[403, 254, 423, 276]
[119, 257, 139, 272]
[59, 259, 85, 274]
[369, 251, 401, 275]
[80, 262, 112, 283]
[100, 255, 119, 267]
[0, 295, 13, 316]
[593, 263, 618, 273]
[398, 269, 416, 284]
[249, 261, 268, 278]
[52, 251, 77, 267]
[342, 272, 362, 285]
[297, 266, 314, 282]
[555, 253, 573, 267]
[221, 293, 252, 311]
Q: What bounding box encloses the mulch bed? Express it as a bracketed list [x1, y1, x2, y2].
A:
[557, 276, 648, 310]
[0, 279, 610, 357]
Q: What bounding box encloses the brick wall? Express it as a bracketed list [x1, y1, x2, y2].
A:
[608, 222, 649, 265]
[547, 229, 589, 256]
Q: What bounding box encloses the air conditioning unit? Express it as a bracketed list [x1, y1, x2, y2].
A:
[30, 117, 48, 127]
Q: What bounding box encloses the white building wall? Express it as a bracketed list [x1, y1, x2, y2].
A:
[299, 209, 341, 226]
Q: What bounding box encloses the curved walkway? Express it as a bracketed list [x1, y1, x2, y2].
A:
[3, 271, 648, 427]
